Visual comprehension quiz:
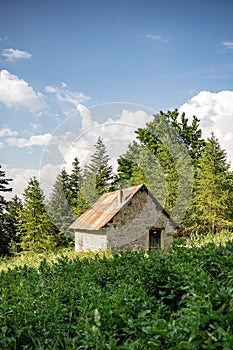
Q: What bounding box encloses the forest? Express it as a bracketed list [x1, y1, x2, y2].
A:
[0, 109, 233, 256]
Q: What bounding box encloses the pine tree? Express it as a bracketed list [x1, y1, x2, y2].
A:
[0, 165, 12, 256]
[18, 177, 55, 252]
[60, 168, 72, 205]
[47, 170, 74, 245]
[0, 164, 12, 194]
[68, 157, 83, 210]
[185, 133, 233, 235]
[69, 157, 81, 193]
[87, 137, 113, 195]
[80, 167, 99, 206]
[4, 195, 23, 254]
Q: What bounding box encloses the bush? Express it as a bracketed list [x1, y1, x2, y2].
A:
[1, 243, 233, 349]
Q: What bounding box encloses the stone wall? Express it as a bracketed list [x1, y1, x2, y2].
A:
[106, 188, 174, 252]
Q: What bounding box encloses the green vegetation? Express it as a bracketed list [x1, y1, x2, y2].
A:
[0, 164, 13, 255]
[0, 109, 233, 254]
[17, 177, 55, 252]
[1, 239, 233, 349]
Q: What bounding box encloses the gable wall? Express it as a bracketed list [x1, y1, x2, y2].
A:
[106, 189, 173, 252]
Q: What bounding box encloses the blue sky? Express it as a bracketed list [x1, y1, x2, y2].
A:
[1, 0, 233, 198]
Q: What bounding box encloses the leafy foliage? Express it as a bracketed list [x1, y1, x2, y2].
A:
[1, 241, 233, 349]
[116, 110, 200, 215]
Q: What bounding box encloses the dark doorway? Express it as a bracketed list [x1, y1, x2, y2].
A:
[149, 229, 161, 250]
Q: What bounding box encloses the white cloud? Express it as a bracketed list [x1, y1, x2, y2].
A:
[3, 163, 62, 200]
[146, 33, 167, 43]
[179, 90, 233, 166]
[222, 41, 233, 49]
[77, 103, 98, 131]
[45, 85, 58, 93]
[45, 83, 89, 108]
[0, 127, 18, 137]
[0, 70, 46, 111]
[58, 106, 153, 173]
[2, 48, 32, 61]
[0, 36, 7, 42]
[6, 133, 53, 148]
[30, 123, 41, 131]
[3, 165, 38, 200]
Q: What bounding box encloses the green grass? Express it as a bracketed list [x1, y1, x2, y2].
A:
[1, 238, 233, 349]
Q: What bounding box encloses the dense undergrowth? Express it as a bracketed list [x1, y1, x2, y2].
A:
[1, 240, 233, 349]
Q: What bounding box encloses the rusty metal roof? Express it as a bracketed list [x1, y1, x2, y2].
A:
[70, 184, 144, 230]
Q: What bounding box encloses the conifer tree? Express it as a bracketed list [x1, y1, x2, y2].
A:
[185, 133, 233, 235]
[47, 170, 74, 245]
[0, 165, 12, 256]
[68, 157, 83, 210]
[60, 168, 72, 205]
[80, 168, 99, 207]
[18, 177, 55, 252]
[4, 195, 23, 254]
[87, 137, 113, 195]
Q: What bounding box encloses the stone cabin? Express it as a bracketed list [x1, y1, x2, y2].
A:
[70, 184, 175, 252]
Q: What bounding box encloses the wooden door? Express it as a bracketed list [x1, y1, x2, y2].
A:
[149, 229, 161, 250]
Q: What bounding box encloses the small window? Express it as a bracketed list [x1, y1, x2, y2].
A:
[149, 229, 161, 250]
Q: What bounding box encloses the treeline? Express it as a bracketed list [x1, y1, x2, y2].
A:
[0, 109, 233, 256]
[0, 137, 114, 256]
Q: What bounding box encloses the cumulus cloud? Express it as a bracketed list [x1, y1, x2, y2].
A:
[6, 131, 76, 157]
[6, 133, 53, 148]
[222, 41, 233, 49]
[46, 105, 153, 175]
[179, 90, 233, 166]
[2, 48, 32, 61]
[3, 163, 62, 200]
[3, 165, 39, 200]
[0, 127, 18, 137]
[0, 70, 46, 111]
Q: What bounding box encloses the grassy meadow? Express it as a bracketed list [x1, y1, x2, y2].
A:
[1, 233, 233, 349]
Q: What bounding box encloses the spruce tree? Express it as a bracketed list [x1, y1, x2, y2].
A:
[0, 164, 12, 194]
[80, 168, 99, 207]
[60, 168, 72, 205]
[186, 133, 233, 235]
[87, 137, 113, 195]
[0, 165, 12, 256]
[18, 177, 55, 252]
[4, 195, 23, 254]
[47, 170, 74, 245]
[68, 157, 83, 211]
